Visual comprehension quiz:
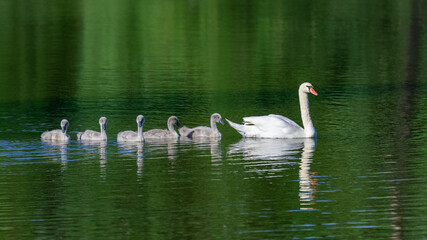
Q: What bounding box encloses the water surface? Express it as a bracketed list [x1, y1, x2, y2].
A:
[1, 0, 427, 239]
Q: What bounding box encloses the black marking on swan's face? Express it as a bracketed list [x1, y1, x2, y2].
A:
[303, 83, 317, 96]
[61, 119, 69, 133]
[212, 114, 224, 125]
[99, 117, 107, 130]
[169, 116, 180, 127]
[137, 115, 145, 127]
[137, 115, 145, 123]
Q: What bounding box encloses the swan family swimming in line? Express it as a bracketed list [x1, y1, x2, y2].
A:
[41, 82, 318, 142]
[41, 113, 225, 142]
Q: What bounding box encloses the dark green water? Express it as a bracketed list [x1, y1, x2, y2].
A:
[1, 0, 427, 239]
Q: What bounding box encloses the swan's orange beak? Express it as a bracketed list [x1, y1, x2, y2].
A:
[309, 88, 318, 96]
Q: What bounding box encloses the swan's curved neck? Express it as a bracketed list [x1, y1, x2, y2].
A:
[100, 124, 107, 138]
[299, 90, 316, 137]
[168, 121, 175, 133]
[137, 124, 144, 140]
[210, 119, 219, 132]
[61, 126, 67, 134]
[61, 130, 68, 140]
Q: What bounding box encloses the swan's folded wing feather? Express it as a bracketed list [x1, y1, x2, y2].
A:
[243, 115, 303, 136]
[118, 130, 137, 140]
[267, 114, 302, 129]
[191, 126, 212, 137]
[144, 129, 169, 138]
[42, 130, 64, 140]
[243, 115, 296, 129]
[82, 130, 100, 138]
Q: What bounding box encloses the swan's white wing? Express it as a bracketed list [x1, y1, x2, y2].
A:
[243, 115, 301, 130]
[227, 119, 260, 137]
[267, 114, 302, 129]
[242, 115, 304, 138]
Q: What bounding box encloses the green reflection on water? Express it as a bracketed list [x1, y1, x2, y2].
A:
[0, 0, 427, 239]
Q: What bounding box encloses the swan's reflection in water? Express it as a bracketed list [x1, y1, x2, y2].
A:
[228, 138, 309, 161]
[228, 138, 317, 209]
[79, 140, 107, 179]
[118, 142, 144, 180]
[42, 141, 69, 171]
[298, 138, 316, 209]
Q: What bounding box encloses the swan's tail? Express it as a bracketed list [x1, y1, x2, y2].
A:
[226, 119, 247, 136]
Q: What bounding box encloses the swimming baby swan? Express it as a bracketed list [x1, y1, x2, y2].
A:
[117, 115, 145, 142]
[77, 117, 108, 141]
[144, 116, 181, 139]
[41, 119, 71, 141]
[179, 113, 224, 138]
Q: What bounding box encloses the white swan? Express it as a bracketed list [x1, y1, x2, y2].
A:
[117, 115, 145, 142]
[77, 117, 108, 141]
[179, 113, 224, 138]
[144, 116, 180, 139]
[227, 82, 318, 138]
[41, 119, 70, 141]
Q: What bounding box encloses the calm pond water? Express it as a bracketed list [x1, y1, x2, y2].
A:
[1, 0, 427, 239]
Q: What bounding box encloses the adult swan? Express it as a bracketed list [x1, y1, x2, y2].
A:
[226, 82, 318, 138]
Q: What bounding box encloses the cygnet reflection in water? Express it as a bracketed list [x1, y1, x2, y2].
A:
[118, 141, 144, 157]
[41, 141, 69, 170]
[143, 138, 179, 160]
[184, 137, 222, 161]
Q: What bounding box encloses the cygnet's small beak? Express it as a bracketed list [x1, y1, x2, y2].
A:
[309, 88, 318, 96]
[219, 119, 225, 125]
